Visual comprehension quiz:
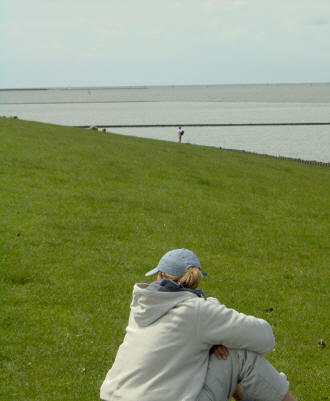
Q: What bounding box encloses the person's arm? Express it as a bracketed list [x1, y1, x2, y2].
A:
[197, 298, 275, 355]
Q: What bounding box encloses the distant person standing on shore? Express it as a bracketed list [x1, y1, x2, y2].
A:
[177, 126, 184, 143]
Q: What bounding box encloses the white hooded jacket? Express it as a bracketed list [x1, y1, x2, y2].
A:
[100, 281, 275, 401]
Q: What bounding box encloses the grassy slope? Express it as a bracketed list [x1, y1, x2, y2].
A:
[0, 118, 329, 401]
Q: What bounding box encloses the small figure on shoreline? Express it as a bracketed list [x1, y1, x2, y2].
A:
[177, 126, 184, 143]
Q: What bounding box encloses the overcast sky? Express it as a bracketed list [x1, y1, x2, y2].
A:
[1, 0, 330, 88]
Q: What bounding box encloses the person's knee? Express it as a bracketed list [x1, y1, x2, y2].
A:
[201, 352, 240, 401]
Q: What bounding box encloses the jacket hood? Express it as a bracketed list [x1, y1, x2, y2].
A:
[131, 282, 197, 327]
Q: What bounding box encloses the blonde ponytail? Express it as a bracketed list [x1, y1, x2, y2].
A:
[163, 267, 203, 289]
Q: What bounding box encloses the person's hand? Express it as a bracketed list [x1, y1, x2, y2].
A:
[211, 344, 229, 360]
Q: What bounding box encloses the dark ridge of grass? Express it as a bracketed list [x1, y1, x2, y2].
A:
[0, 117, 329, 401]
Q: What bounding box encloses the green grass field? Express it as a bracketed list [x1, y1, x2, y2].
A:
[0, 117, 329, 401]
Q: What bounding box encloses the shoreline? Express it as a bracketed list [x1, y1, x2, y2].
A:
[215, 145, 330, 168]
[2, 116, 329, 167]
[84, 123, 330, 167]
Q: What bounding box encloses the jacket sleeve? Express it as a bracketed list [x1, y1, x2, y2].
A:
[197, 298, 275, 355]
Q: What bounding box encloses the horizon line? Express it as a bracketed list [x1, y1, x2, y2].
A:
[1, 81, 329, 91]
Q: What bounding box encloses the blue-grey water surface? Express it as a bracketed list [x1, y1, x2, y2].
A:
[1, 84, 329, 162]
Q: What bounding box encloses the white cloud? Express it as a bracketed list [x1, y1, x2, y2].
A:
[1, 0, 330, 86]
[304, 17, 329, 25]
[201, 0, 247, 11]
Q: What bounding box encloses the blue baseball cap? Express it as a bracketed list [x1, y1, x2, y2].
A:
[145, 249, 207, 277]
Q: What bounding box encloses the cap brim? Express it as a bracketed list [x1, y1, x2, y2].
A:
[145, 267, 160, 277]
[202, 271, 208, 277]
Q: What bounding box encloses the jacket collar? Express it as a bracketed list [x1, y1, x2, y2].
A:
[148, 278, 206, 299]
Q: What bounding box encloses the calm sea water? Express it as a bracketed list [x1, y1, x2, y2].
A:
[1, 84, 329, 162]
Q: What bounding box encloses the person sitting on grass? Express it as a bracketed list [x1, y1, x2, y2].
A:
[100, 248, 298, 401]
